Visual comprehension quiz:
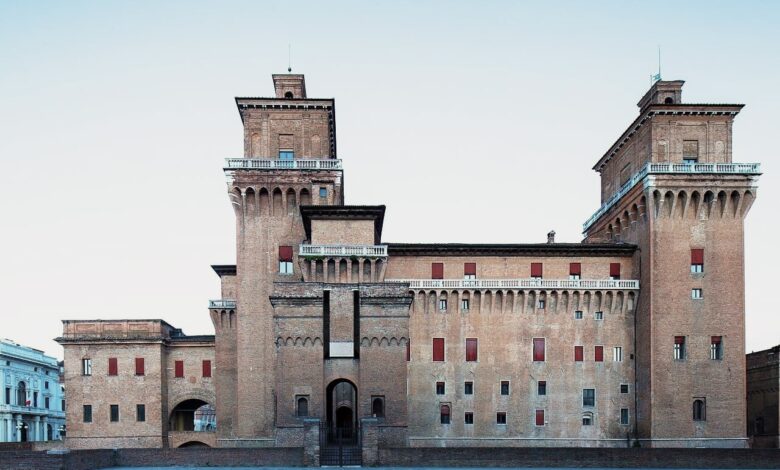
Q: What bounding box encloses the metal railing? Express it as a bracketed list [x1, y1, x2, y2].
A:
[583, 161, 760, 231]
[224, 158, 342, 170]
[208, 299, 236, 309]
[386, 278, 639, 290]
[299, 244, 388, 257]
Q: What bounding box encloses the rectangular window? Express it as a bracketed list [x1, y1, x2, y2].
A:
[110, 404, 119, 422]
[496, 412, 507, 425]
[431, 263, 444, 280]
[432, 338, 445, 362]
[45, 397, 50, 409]
[583, 389, 595, 407]
[620, 408, 629, 425]
[574, 310, 583, 320]
[4, 387, 9, 405]
[137, 404, 146, 422]
[538, 381, 547, 396]
[569, 262, 581, 280]
[175, 360, 184, 377]
[108, 358, 118, 376]
[464, 381, 473, 395]
[464, 262, 477, 279]
[319, 187, 327, 198]
[609, 263, 621, 280]
[574, 346, 584, 362]
[500, 381, 510, 396]
[439, 299, 447, 311]
[279, 149, 294, 160]
[82, 358, 92, 376]
[436, 382, 445, 395]
[466, 338, 478, 362]
[683, 140, 699, 163]
[202, 360, 212, 378]
[461, 299, 470, 311]
[83, 405, 92, 423]
[279, 246, 294, 274]
[440, 404, 451, 424]
[595, 311, 604, 320]
[710, 336, 723, 360]
[535, 409, 545, 426]
[62, 400, 65, 411]
[45, 381, 49, 390]
[537, 299, 546, 309]
[531, 262, 543, 279]
[613, 347, 623, 362]
[464, 412, 474, 425]
[533, 338, 545, 362]
[33, 392, 38, 408]
[620, 384, 629, 394]
[691, 288, 703, 299]
[135, 358, 145, 376]
[595, 346, 604, 362]
[691, 248, 704, 273]
[674, 336, 686, 360]
[406, 339, 410, 362]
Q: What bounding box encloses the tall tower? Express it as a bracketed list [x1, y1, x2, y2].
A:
[584, 80, 760, 447]
[211, 74, 344, 443]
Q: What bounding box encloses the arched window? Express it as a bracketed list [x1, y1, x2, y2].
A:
[296, 396, 308, 417]
[284, 91, 294, 99]
[439, 404, 450, 424]
[664, 97, 674, 104]
[582, 412, 593, 426]
[17, 382, 26, 406]
[693, 399, 706, 421]
[372, 396, 384, 418]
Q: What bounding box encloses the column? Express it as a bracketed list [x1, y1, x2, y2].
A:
[42, 417, 49, 441]
[14, 414, 21, 442]
[0, 416, 6, 442]
[33, 416, 40, 441]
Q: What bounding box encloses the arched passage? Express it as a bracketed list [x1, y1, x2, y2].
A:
[326, 379, 357, 439]
[169, 399, 216, 432]
[178, 440, 211, 448]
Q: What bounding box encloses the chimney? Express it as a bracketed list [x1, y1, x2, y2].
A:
[547, 230, 556, 244]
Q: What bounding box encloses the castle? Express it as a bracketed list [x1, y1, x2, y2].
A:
[56, 74, 760, 451]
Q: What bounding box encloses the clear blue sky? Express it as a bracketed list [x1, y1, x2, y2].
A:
[1, 0, 778, 358]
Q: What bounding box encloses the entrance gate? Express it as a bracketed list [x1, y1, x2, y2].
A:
[319, 420, 361, 466]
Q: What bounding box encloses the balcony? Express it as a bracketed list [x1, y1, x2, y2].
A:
[583, 161, 761, 231]
[208, 299, 236, 309]
[299, 244, 388, 257]
[0, 404, 65, 418]
[224, 158, 342, 170]
[386, 278, 639, 290]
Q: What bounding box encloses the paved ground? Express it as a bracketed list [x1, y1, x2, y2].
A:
[111, 468, 776, 470]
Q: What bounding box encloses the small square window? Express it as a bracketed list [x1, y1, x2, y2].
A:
[500, 381, 510, 396]
[691, 264, 703, 273]
[620, 408, 629, 425]
[683, 157, 698, 165]
[461, 299, 470, 311]
[582, 413, 593, 426]
[279, 150, 294, 160]
[465, 412, 474, 425]
[436, 381, 445, 395]
[464, 274, 476, 280]
[620, 384, 629, 394]
[464, 381, 473, 395]
[538, 381, 547, 396]
[439, 299, 447, 311]
[319, 187, 327, 198]
[280, 261, 294, 274]
[537, 300, 546, 309]
[594, 311, 604, 320]
[691, 288, 703, 299]
[574, 310, 583, 320]
[496, 412, 507, 425]
[569, 274, 581, 281]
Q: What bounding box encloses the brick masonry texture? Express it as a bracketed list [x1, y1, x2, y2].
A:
[54, 77, 759, 451]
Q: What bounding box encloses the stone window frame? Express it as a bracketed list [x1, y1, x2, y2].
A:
[500, 380, 510, 396]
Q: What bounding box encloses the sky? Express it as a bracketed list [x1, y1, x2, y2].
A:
[1, 0, 778, 359]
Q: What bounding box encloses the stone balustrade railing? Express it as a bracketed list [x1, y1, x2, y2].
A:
[386, 278, 639, 290]
[208, 299, 236, 309]
[224, 158, 342, 170]
[299, 244, 388, 257]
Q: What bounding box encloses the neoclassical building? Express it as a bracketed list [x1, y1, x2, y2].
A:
[1, 338, 65, 442]
[57, 74, 760, 451]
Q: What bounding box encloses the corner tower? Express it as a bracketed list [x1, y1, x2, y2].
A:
[211, 73, 344, 445]
[584, 80, 760, 447]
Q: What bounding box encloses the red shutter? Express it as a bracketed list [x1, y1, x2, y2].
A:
[433, 338, 445, 362]
[279, 246, 293, 262]
[535, 409, 545, 426]
[464, 263, 476, 276]
[674, 336, 685, 344]
[202, 360, 212, 378]
[533, 338, 545, 361]
[575, 346, 584, 362]
[691, 249, 704, 265]
[531, 263, 543, 277]
[432, 263, 444, 279]
[595, 346, 604, 362]
[406, 339, 410, 362]
[466, 338, 478, 362]
[711, 336, 722, 344]
[610, 263, 621, 277]
[135, 358, 145, 376]
[569, 263, 581, 275]
[108, 358, 118, 376]
[175, 360, 184, 378]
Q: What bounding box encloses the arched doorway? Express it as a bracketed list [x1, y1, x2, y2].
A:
[169, 399, 216, 432]
[47, 424, 53, 441]
[326, 379, 357, 439]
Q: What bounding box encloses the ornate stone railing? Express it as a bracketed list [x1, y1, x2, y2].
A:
[583, 161, 761, 231]
[208, 299, 236, 309]
[299, 244, 388, 257]
[224, 158, 342, 170]
[386, 279, 639, 290]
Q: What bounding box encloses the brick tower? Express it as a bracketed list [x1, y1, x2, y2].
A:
[210, 74, 344, 444]
[583, 80, 761, 447]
